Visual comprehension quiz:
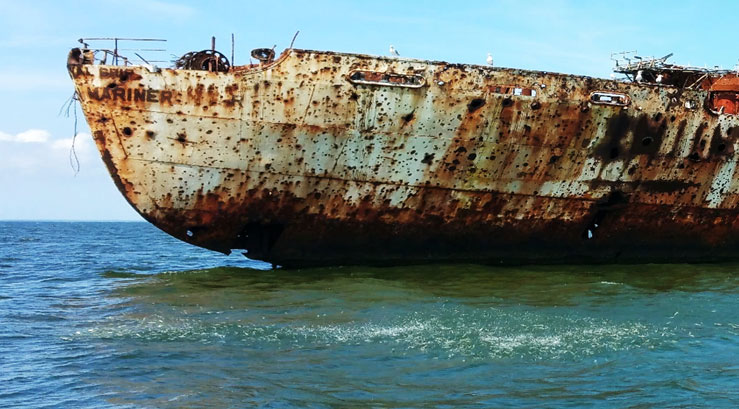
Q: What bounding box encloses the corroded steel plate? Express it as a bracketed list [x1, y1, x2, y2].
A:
[68, 49, 739, 266]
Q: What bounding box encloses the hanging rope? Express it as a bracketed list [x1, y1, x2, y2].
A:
[60, 92, 81, 175]
[70, 94, 80, 176]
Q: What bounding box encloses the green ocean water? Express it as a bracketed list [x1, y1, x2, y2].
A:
[1, 221, 737, 407]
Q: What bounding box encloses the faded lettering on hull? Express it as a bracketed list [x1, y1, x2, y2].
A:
[85, 87, 174, 105]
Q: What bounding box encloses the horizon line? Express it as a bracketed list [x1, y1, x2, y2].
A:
[0, 218, 145, 222]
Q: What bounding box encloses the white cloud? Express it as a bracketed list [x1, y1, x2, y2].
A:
[0, 128, 50, 143]
[51, 138, 74, 150]
[0, 129, 97, 173]
[16, 129, 51, 143]
[51, 133, 95, 156]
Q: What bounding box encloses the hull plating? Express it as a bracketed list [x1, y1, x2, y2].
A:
[69, 49, 739, 266]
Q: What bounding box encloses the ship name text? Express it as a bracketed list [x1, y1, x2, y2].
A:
[85, 86, 174, 104]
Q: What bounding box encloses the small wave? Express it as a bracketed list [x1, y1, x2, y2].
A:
[480, 321, 652, 358]
[73, 314, 240, 343]
[5, 312, 68, 322]
[101, 270, 150, 279]
[289, 320, 432, 344]
[76, 306, 671, 363]
[279, 316, 659, 360]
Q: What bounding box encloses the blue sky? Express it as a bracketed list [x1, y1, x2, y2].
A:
[1, 0, 738, 220]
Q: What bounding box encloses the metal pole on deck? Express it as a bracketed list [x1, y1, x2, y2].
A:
[211, 36, 216, 72]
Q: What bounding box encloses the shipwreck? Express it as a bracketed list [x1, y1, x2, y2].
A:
[67, 38, 739, 266]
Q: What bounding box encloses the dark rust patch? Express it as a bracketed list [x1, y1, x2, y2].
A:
[710, 126, 733, 156]
[594, 111, 630, 160]
[630, 113, 667, 156]
[467, 98, 486, 113]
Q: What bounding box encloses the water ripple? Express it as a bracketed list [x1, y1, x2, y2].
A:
[1, 222, 738, 408]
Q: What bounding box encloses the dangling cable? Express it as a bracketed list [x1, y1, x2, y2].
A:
[71, 94, 80, 175]
[69, 93, 80, 175]
[59, 92, 81, 175]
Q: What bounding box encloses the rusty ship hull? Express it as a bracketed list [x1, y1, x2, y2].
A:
[68, 48, 739, 266]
